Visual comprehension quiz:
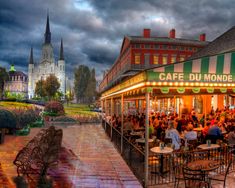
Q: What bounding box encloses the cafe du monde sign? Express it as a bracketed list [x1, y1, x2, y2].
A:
[157, 72, 233, 82]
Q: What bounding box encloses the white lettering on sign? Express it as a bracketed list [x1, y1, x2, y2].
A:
[158, 73, 233, 82]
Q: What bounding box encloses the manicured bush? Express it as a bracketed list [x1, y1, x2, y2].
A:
[44, 101, 65, 116]
[54, 116, 77, 123]
[12, 108, 41, 128]
[0, 109, 17, 128]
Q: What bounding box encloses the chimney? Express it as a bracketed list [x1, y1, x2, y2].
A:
[143, 29, 151, 38]
[169, 28, 176, 38]
[199, 33, 206, 41]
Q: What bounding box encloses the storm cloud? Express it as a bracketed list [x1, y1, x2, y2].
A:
[1, 0, 235, 81]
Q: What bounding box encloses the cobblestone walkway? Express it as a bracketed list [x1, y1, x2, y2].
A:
[0, 123, 142, 188]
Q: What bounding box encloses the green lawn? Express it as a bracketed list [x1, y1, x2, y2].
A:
[64, 103, 98, 116]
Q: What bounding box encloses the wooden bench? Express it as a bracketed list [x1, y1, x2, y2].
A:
[13, 126, 63, 179]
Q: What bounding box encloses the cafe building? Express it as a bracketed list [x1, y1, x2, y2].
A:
[100, 26, 235, 187]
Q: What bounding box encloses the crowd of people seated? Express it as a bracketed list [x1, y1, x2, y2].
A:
[104, 106, 235, 151]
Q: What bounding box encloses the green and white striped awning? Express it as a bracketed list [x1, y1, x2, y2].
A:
[153, 52, 235, 74]
[149, 51, 235, 83]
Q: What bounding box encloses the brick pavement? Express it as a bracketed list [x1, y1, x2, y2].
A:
[0, 124, 142, 188]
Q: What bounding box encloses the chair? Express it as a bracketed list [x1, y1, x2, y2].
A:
[172, 154, 185, 188]
[209, 150, 234, 188]
[187, 139, 198, 150]
[182, 165, 209, 188]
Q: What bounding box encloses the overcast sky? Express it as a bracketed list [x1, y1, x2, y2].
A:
[1, 0, 235, 81]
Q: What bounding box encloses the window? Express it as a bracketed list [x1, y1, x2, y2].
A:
[145, 44, 150, 49]
[135, 44, 140, 48]
[134, 54, 140, 64]
[180, 46, 185, 51]
[180, 55, 185, 62]
[154, 44, 159, 49]
[162, 45, 167, 49]
[153, 55, 159, 64]
[172, 45, 176, 49]
[171, 55, 177, 63]
[162, 55, 168, 64]
[144, 54, 150, 64]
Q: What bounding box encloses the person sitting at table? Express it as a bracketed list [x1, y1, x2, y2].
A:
[165, 121, 181, 150]
[202, 121, 211, 138]
[184, 124, 197, 141]
[123, 116, 133, 133]
[228, 126, 235, 146]
[207, 120, 223, 143]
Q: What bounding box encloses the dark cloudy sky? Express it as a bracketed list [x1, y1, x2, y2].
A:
[1, 0, 235, 81]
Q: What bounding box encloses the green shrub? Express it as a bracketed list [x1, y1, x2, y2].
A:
[44, 101, 65, 116]
[0, 109, 17, 128]
[54, 116, 77, 123]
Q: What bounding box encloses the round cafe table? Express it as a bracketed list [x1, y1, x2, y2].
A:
[150, 147, 173, 176]
[197, 144, 220, 150]
[136, 138, 154, 144]
[193, 127, 203, 131]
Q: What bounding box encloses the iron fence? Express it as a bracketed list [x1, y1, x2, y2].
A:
[101, 120, 235, 187]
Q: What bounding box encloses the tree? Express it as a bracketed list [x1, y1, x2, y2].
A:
[35, 79, 46, 98]
[85, 68, 97, 103]
[44, 74, 60, 100]
[74, 65, 90, 103]
[0, 67, 9, 99]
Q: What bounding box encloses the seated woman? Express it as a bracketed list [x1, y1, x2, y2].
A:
[184, 124, 197, 141]
[165, 121, 181, 150]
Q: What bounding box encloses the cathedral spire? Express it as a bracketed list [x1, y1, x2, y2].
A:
[29, 47, 34, 64]
[44, 12, 51, 44]
[59, 38, 64, 60]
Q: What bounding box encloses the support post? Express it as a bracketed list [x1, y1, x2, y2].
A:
[174, 96, 176, 116]
[144, 91, 150, 187]
[111, 98, 114, 139]
[121, 94, 124, 154]
[104, 99, 107, 131]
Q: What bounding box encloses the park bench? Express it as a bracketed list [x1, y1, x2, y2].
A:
[13, 126, 63, 180]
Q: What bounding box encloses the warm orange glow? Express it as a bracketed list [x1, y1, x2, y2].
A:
[158, 82, 162, 86]
[223, 84, 227, 87]
[190, 83, 194, 86]
[152, 82, 156, 86]
[185, 82, 189, 86]
[163, 82, 167, 85]
[205, 83, 209, 86]
[180, 82, 184, 86]
[219, 83, 222, 86]
[169, 82, 173, 86]
[175, 82, 179, 86]
[227, 83, 231, 87]
[214, 83, 218, 87]
[195, 82, 199, 86]
[209, 83, 213, 87]
[200, 83, 204, 86]
[146, 82, 150, 85]
[232, 84, 235, 87]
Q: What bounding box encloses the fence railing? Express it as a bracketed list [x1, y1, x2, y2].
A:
[102, 119, 235, 187]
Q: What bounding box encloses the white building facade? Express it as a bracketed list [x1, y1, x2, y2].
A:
[28, 14, 66, 99]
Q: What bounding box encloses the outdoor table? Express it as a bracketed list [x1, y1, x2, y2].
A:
[150, 147, 173, 176]
[186, 159, 221, 185]
[136, 138, 154, 144]
[197, 144, 220, 150]
[130, 131, 144, 136]
[193, 127, 203, 131]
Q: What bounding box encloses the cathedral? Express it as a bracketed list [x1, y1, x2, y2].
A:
[28, 14, 66, 99]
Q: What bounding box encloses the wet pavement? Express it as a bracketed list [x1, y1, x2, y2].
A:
[1, 123, 235, 188]
[0, 123, 142, 188]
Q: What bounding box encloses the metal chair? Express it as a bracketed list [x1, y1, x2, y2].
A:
[182, 165, 210, 188]
[209, 149, 234, 188]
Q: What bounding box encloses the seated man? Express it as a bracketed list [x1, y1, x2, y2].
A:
[207, 120, 223, 143]
[165, 121, 181, 150]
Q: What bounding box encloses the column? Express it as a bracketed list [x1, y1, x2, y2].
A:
[110, 98, 114, 139]
[144, 91, 150, 188]
[121, 94, 124, 153]
[182, 95, 193, 113]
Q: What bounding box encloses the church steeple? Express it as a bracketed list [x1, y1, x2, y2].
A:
[29, 47, 34, 64]
[59, 38, 64, 60]
[44, 13, 51, 44]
